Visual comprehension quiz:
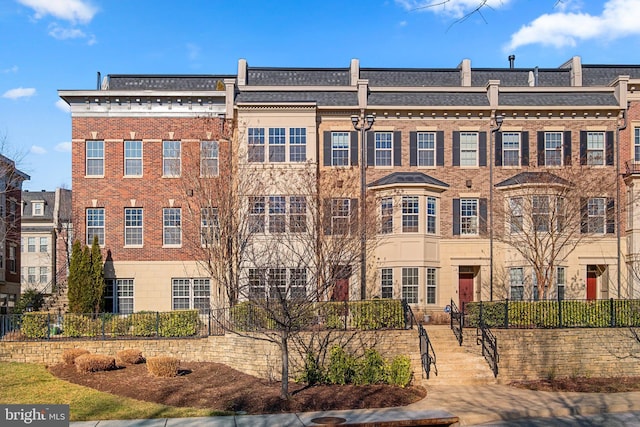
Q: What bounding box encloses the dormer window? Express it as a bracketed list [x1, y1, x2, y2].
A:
[32, 202, 44, 216]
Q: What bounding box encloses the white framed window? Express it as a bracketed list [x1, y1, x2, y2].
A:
[124, 208, 143, 246]
[502, 132, 520, 167]
[162, 140, 181, 176]
[509, 197, 524, 233]
[375, 132, 393, 166]
[381, 268, 393, 299]
[27, 237, 35, 252]
[249, 196, 265, 233]
[402, 196, 419, 233]
[331, 132, 350, 166]
[28, 267, 35, 283]
[39, 237, 48, 252]
[381, 197, 393, 234]
[331, 198, 351, 234]
[124, 140, 143, 176]
[402, 267, 418, 304]
[268, 268, 287, 299]
[417, 132, 435, 167]
[201, 207, 219, 245]
[163, 207, 182, 246]
[509, 267, 524, 301]
[39, 267, 47, 284]
[32, 202, 44, 216]
[86, 208, 105, 245]
[268, 128, 286, 162]
[171, 278, 210, 312]
[248, 268, 267, 299]
[587, 197, 606, 233]
[460, 199, 478, 235]
[8, 245, 16, 273]
[289, 196, 307, 233]
[545, 132, 563, 166]
[426, 267, 437, 304]
[426, 197, 437, 234]
[200, 140, 219, 177]
[105, 278, 134, 314]
[269, 196, 286, 233]
[587, 132, 605, 166]
[86, 140, 104, 176]
[532, 196, 550, 233]
[635, 128, 640, 162]
[290, 268, 307, 299]
[556, 266, 566, 300]
[289, 128, 307, 162]
[460, 132, 478, 167]
[248, 128, 265, 162]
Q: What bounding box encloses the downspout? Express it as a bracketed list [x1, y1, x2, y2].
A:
[617, 109, 627, 298]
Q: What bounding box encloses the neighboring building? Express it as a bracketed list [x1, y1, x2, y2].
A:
[21, 188, 72, 296]
[59, 56, 640, 315]
[0, 155, 29, 313]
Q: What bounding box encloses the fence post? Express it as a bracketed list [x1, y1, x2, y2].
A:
[610, 298, 615, 327]
[504, 299, 509, 329]
[155, 312, 160, 336]
[558, 290, 563, 328]
[479, 301, 484, 327]
[47, 313, 51, 340]
[101, 313, 106, 340]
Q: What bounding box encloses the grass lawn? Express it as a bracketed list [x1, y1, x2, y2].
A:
[0, 362, 230, 421]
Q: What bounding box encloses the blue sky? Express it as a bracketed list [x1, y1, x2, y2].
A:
[1, 0, 639, 191]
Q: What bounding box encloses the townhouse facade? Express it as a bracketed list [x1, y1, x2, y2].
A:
[60, 56, 640, 315]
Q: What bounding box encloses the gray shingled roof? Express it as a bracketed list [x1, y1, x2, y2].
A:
[582, 66, 640, 86]
[368, 92, 489, 107]
[236, 91, 357, 106]
[22, 191, 56, 221]
[108, 75, 232, 91]
[499, 92, 617, 107]
[471, 69, 571, 87]
[361, 69, 461, 87]
[368, 172, 449, 188]
[247, 68, 350, 86]
[495, 172, 571, 188]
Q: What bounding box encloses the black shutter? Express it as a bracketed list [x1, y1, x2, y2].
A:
[350, 131, 359, 166]
[409, 131, 417, 166]
[366, 131, 374, 166]
[607, 198, 615, 234]
[580, 197, 588, 234]
[394, 131, 402, 166]
[606, 131, 614, 166]
[479, 132, 487, 167]
[479, 198, 488, 234]
[521, 132, 529, 166]
[495, 132, 503, 166]
[453, 199, 460, 236]
[580, 131, 587, 165]
[436, 131, 445, 166]
[564, 131, 572, 166]
[323, 198, 332, 235]
[350, 198, 359, 234]
[453, 131, 460, 166]
[323, 131, 331, 166]
[537, 131, 545, 166]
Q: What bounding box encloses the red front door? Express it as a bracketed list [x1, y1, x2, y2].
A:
[331, 266, 351, 302]
[459, 272, 474, 311]
[587, 269, 597, 300]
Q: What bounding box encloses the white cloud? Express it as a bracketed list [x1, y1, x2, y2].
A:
[395, 0, 512, 18]
[399, 20, 408, 27]
[55, 142, 72, 153]
[186, 43, 200, 61]
[506, 0, 640, 51]
[30, 145, 47, 155]
[55, 99, 71, 113]
[48, 23, 86, 40]
[1, 66, 18, 74]
[2, 87, 36, 99]
[17, 0, 97, 24]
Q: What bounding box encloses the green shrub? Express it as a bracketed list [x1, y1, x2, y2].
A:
[62, 314, 101, 338]
[159, 310, 200, 337]
[230, 302, 276, 331]
[129, 312, 159, 337]
[326, 346, 355, 385]
[354, 349, 386, 385]
[297, 352, 325, 385]
[386, 355, 412, 387]
[20, 313, 50, 339]
[351, 300, 404, 330]
[103, 314, 131, 337]
[318, 302, 347, 329]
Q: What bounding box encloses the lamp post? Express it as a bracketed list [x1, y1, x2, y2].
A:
[352, 113, 375, 300]
[489, 114, 504, 301]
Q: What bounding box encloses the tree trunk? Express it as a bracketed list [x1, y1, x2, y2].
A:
[280, 330, 290, 400]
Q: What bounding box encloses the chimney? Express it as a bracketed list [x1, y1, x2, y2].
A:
[508, 55, 515, 69]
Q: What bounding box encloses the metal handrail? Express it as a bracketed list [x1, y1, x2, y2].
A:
[403, 300, 437, 379]
[477, 324, 499, 377]
[450, 299, 463, 346]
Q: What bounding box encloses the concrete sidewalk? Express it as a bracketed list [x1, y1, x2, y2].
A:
[70, 384, 640, 426]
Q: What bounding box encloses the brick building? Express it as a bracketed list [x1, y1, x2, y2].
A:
[59, 56, 640, 314]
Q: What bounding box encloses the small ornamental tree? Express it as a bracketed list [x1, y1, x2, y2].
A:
[90, 235, 105, 313]
[67, 237, 105, 314]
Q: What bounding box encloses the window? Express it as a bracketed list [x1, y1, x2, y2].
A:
[162, 140, 181, 176]
[402, 267, 418, 304]
[27, 237, 35, 252]
[28, 267, 35, 283]
[39, 267, 47, 284]
[426, 268, 437, 304]
[460, 199, 478, 235]
[544, 132, 562, 166]
[201, 207, 219, 245]
[375, 132, 393, 166]
[269, 268, 287, 299]
[331, 132, 350, 166]
[290, 268, 307, 299]
[124, 140, 143, 176]
[124, 208, 143, 246]
[268, 128, 286, 162]
[556, 267, 566, 300]
[249, 196, 265, 233]
[587, 198, 606, 233]
[381, 268, 393, 299]
[381, 197, 393, 234]
[32, 202, 44, 216]
[248, 268, 266, 299]
[635, 128, 640, 162]
[269, 196, 286, 233]
[417, 132, 435, 167]
[426, 197, 437, 234]
[39, 237, 48, 252]
[200, 141, 219, 177]
[509, 197, 524, 233]
[248, 128, 265, 162]
[402, 196, 419, 233]
[532, 196, 550, 233]
[171, 278, 210, 312]
[8, 246, 15, 273]
[289, 128, 306, 162]
[289, 196, 307, 233]
[86, 140, 104, 176]
[331, 198, 351, 234]
[509, 267, 524, 301]
[502, 132, 520, 167]
[86, 208, 105, 245]
[105, 278, 134, 314]
[586, 132, 605, 166]
[163, 208, 181, 246]
[460, 132, 478, 167]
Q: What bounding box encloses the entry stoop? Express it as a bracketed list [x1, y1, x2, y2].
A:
[416, 325, 497, 386]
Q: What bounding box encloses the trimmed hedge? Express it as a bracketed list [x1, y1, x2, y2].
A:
[147, 356, 180, 377]
[75, 354, 116, 373]
[62, 348, 90, 365]
[20, 313, 50, 339]
[116, 349, 145, 365]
